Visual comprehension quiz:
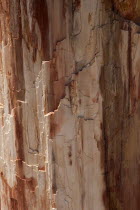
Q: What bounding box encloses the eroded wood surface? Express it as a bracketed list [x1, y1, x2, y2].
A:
[0, 0, 140, 209]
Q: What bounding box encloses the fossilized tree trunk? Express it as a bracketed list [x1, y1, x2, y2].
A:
[0, 0, 140, 209]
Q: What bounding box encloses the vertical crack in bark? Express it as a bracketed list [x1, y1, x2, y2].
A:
[127, 22, 132, 113]
[100, 66, 110, 210]
[32, 0, 50, 60]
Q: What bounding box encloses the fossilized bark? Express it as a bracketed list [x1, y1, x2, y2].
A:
[0, 0, 140, 209]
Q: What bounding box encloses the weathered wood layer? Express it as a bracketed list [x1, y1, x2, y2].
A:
[0, 0, 140, 209]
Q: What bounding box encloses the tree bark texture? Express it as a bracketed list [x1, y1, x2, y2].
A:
[0, 0, 140, 209]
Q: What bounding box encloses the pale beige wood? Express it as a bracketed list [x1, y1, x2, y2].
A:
[0, 0, 140, 209]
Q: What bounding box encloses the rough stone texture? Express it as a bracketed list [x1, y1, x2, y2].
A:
[112, 0, 140, 23]
[0, 0, 140, 209]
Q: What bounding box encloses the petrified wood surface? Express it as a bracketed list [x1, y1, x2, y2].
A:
[113, 0, 140, 23]
[0, 0, 140, 209]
